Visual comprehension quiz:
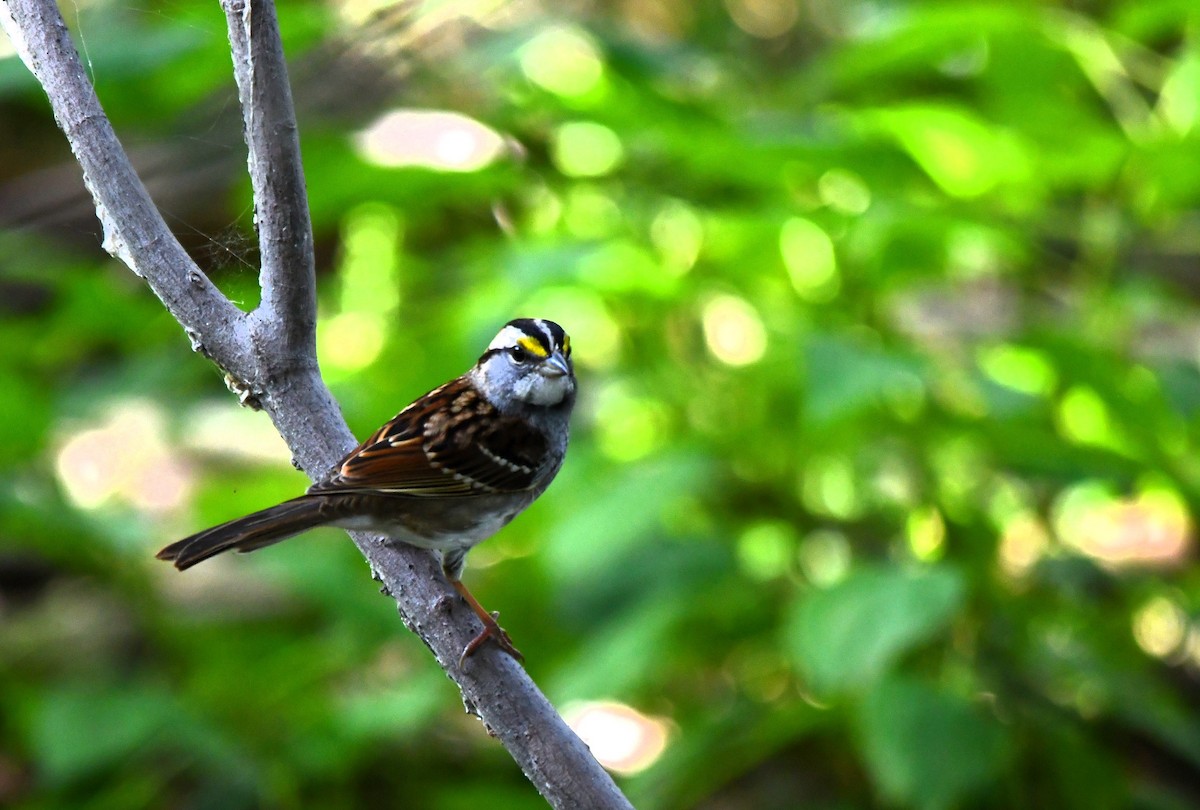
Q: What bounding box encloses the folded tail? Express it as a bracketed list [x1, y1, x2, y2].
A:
[157, 497, 328, 570]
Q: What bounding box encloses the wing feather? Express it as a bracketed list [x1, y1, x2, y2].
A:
[307, 378, 549, 497]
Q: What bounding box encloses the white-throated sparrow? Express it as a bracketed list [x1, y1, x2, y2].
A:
[158, 318, 575, 664]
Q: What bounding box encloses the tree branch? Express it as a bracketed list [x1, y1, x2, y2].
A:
[221, 0, 317, 359]
[0, 1, 633, 807]
[0, 0, 248, 366]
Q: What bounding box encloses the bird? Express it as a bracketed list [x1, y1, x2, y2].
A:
[157, 318, 575, 665]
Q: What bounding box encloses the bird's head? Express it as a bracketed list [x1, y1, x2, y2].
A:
[473, 318, 575, 410]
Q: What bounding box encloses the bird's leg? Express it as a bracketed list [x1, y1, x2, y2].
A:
[451, 578, 524, 666]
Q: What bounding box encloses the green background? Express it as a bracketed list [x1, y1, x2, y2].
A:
[2, 0, 1200, 807]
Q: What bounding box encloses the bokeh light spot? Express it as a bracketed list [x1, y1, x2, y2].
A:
[185, 403, 291, 462]
[797, 529, 852, 586]
[1159, 53, 1200, 136]
[552, 121, 624, 178]
[355, 110, 504, 172]
[780, 217, 839, 302]
[724, 0, 799, 38]
[319, 311, 386, 372]
[947, 226, 1001, 277]
[1133, 596, 1187, 659]
[818, 168, 871, 214]
[702, 294, 767, 366]
[519, 25, 606, 99]
[1057, 386, 1128, 452]
[1053, 481, 1191, 569]
[564, 701, 669, 775]
[651, 199, 704, 275]
[56, 399, 192, 515]
[339, 203, 401, 316]
[978, 344, 1057, 396]
[997, 513, 1050, 580]
[801, 456, 860, 519]
[906, 507, 946, 562]
[738, 522, 796, 580]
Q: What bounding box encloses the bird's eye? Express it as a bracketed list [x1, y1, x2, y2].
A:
[509, 346, 530, 363]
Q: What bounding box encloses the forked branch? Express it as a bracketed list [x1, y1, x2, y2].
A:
[0, 1, 632, 807]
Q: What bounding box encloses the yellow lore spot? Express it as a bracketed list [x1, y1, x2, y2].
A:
[517, 336, 550, 358]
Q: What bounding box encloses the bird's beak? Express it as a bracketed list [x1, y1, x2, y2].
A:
[541, 350, 571, 378]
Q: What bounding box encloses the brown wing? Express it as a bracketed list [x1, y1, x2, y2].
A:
[307, 378, 548, 497]
[423, 387, 548, 493]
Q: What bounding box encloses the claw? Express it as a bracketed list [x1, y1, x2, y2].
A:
[451, 579, 524, 667]
[458, 610, 524, 667]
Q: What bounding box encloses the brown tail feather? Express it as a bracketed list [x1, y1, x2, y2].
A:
[157, 497, 329, 570]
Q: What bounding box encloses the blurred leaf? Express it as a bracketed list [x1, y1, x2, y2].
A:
[867, 105, 1033, 198]
[628, 699, 825, 810]
[855, 676, 1008, 810]
[804, 334, 924, 426]
[549, 592, 678, 701]
[30, 683, 184, 784]
[1023, 714, 1128, 810]
[544, 452, 710, 586]
[0, 367, 50, 464]
[786, 565, 965, 695]
[335, 668, 446, 739]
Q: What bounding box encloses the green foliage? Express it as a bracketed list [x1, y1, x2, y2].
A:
[787, 565, 965, 695]
[2, 0, 1200, 808]
[857, 676, 1009, 810]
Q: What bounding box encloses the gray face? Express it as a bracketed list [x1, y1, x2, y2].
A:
[471, 319, 576, 411]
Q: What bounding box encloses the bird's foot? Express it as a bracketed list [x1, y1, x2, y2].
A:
[459, 610, 524, 667]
